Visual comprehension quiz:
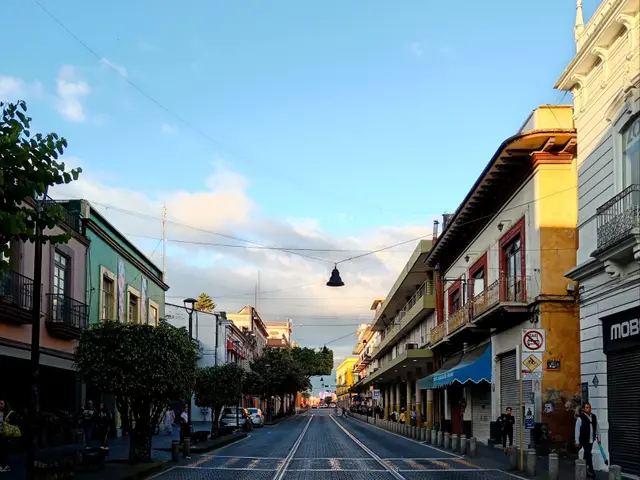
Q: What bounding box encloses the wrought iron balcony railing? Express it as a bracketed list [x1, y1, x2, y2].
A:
[47, 293, 89, 330]
[447, 306, 471, 334]
[471, 279, 500, 317]
[0, 270, 35, 313]
[430, 322, 447, 345]
[379, 279, 434, 345]
[42, 196, 83, 235]
[596, 184, 640, 250]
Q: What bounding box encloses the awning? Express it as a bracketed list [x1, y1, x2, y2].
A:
[417, 343, 492, 389]
[417, 352, 463, 390]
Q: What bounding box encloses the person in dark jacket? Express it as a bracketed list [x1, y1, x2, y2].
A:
[575, 402, 601, 478]
[498, 407, 516, 454]
[96, 403, 112, 450]
[81, 400, 98, 449]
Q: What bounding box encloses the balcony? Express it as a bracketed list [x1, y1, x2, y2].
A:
[447, 306, 471, 334]
[371, 280, 435, 359]
[0, 270, 35, 324]
[42, 196, 83, 235]
[595, 184, 640, 260]
[45, 294, 88, 340]
[430, 322, 447, 345]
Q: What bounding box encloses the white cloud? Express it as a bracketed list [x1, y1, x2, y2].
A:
[409, 41, 425, 58]
[0, 75, 43, 102]
[161, 123, 177, 135]
[51, 162, 435, 353]
[55, 65, 91, 122]
[100, 58, 128, 78]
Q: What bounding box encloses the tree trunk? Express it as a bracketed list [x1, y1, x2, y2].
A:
[128, 404, 154, 463]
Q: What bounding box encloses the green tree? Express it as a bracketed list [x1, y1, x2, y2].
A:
[324, 396, 333, 406]
[0, 101, 82, 271]
[194, 292, 215, 312]
[291, 346, 333, 377]
[74, 321, 198, 463]
[194, 364, 245, 437]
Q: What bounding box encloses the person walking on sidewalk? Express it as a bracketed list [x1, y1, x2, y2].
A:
[498, 407, 515, 455]
[163, 405, 175, 435]
[81, 400, 98, 449]
[575, 402, 601, 478]
[96, 403, 112, 451]
[180, 405, 189, 444]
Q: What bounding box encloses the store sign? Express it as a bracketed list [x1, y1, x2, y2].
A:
[602, 307, 640, 354]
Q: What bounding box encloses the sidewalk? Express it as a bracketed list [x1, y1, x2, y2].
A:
[3, 422, 212, 479]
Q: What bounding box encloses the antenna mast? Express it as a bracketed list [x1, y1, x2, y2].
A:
[161, 203, 167, 282]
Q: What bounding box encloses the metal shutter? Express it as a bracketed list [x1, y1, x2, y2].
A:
[607, 348, 640, 477]
[471, 383, 492, 444]
[500, 351, 532, 448]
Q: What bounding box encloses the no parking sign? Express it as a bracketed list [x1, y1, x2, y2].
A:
[522, 328, 546, 353]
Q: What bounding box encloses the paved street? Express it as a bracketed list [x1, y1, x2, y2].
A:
[150, 409, 525, 480]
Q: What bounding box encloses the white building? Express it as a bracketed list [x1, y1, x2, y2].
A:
[555, 0, 640, 474]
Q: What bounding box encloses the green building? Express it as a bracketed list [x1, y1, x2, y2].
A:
[62, 200, 168, 326]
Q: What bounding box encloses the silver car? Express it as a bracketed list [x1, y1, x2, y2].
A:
[220, 407, 250, 428]
[247, 408, 265, 428]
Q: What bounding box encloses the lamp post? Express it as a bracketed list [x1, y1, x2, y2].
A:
[26, 188, 48, 480]
[183, 297, 196, 439]
[265, 363, 271, 422]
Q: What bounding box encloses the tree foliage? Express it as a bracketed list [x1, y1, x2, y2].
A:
[291, 346, 333, 377]
[75, 321, 198, 463]
[194, 292, 215, 312]
[0, 101, 82, 271]
[194, 363, 245, 436]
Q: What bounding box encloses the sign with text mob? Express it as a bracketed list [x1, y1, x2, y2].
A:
[522, 328, 546, 353]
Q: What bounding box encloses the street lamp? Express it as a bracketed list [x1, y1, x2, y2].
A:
[183, 297, 196, 439]
[265, 363, 271, 422]
[326, 264, 344, 287]
[26, 187, 48, 479]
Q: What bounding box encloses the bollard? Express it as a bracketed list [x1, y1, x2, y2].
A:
[460, 435, 467, 455]
[431, 430, 437, 445]
[469, 437, 477, 457]
[411, 426, 417, 439]
[526, 450, 536, 476]
[510, 447, 519, 470]
[183, 437, 191, 459]
[425, 429, 431, 444]
[437, 430, 444, 447]
[549, 453, 559, 480]
[575, 459, 587, 480]
[451, 434, 458, 452]
[171, 440, 180, 462]
[444, 432, 451, 449]
[609, 465, 622, 480]
[405, 425, 409, 437]
[421, 428, 427, 442]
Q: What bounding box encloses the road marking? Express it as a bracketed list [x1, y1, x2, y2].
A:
[206, 455, 284, 459]
[272, 414, 313, 480]
[430, 459, 453, 469]
[343, 415, 462, 458]
[453, 457, 478, 468]
[330, 415, 406, 480]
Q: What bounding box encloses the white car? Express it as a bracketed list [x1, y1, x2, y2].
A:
[247, 408, 264, 427]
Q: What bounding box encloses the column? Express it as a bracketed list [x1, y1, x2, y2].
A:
[395, 383, 401, 413]
[415, 378, 423, 426]
[406, 379, 413, 411]
[426, 389, 434, 428]
[384, 388, 390, 419]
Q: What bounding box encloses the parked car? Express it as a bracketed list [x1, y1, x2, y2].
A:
[247, 408, 265, 427]
[220, 407, 251, 428]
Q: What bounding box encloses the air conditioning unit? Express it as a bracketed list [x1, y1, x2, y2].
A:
[406, 343, 418, 350]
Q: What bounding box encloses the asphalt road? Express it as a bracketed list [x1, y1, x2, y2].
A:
[149, 409, 525, 480]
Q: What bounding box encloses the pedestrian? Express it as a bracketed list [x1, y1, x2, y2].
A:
[180, 405, 189, 444]
[96, 403, 111, 451]
[498, 407, 515, 455]
[0, 399, 21, 473]
[81, 400, 97, 449]
[575, 402, 600, 478]
[164, 405, 175, 435]
[399, 408, 406, 425]
[410, 407, 417, 427]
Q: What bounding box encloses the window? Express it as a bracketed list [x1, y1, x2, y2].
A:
[52, 250, 69, 322]
[102, 277, 114, 320]
[622, 114, 640, 188]
[504, 236, 522, 301]
[472, 269, 485, 295]
[150, 305, 158, 326]
[468, 252, 488, 299]
[129, 294, 139, 323]
[450, 289, 461, 312]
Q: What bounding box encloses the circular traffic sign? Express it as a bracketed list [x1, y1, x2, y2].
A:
[524, 331, 543, 350]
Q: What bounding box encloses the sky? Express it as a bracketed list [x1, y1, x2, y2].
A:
[1, 0, 601, 394]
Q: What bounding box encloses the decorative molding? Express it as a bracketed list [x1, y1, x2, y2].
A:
[591, 46, 609, 87]
[615, 13, 636, 60]
[634, 245, 640, 264]
[604, 260, 623, 279]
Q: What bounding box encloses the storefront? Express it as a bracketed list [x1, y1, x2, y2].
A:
[498, 350, 532, 448]
[602, 306, 640, 477]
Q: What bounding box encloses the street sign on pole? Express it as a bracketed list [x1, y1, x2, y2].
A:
[373, 389, 380, 400]
[522, 328, 546, 353]
[522, 351, 543, 380]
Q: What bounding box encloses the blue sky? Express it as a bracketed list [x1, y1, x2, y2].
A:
[2, 0, 599, 392]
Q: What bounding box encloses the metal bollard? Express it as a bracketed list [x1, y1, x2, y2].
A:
[431, 430, 437, 445]
[183, 437, 191, 459]
[549, 453, 559, 480]
[451, 434, 458, 451]
[609, 465, 622, 480]
[469, 437, 477, 457]
[460, 435, 467, 455]
[437, 430, 444, 447]
[575, 459, 587, 480]
[526, 450, 536, 476]
[510, 447, 519, 470]
[444, 432, 451, 449]
[424, 429, 431, 443]
[421, 428, 427, 442]
[171, 440, 180, 462]
[411, 426, 417, 439]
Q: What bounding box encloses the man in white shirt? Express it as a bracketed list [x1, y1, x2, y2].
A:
[575, 402, 601, 478]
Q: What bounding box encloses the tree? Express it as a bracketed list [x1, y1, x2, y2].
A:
[324, 397, 333, 406]
[194, 292, 215, 312]
[0, 101, 82, 271]
[75, 321, 198, 463]
[194, 364, 245, 437]
[291, 346, 333, 377]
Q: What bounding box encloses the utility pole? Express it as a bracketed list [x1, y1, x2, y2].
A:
[161, 203, 167, 282]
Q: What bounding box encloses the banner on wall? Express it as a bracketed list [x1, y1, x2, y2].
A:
[141, 277, 148, 324]
[117, 259, 125, 322]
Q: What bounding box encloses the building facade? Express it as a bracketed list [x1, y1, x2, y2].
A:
[556, 0, 639, 474]
[265, 319, 292, 349]
[1, 198, 89, 412]
[421, 106, 580, 448]
[227, 305, 269, 358]
[335, 357, 358, 408]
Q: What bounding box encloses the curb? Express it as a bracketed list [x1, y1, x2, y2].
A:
[154, 433, 248, 453]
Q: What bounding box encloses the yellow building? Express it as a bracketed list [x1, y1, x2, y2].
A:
[335, 357, 359, 408]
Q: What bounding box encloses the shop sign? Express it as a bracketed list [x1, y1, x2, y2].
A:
[602, 307, 640, 354]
